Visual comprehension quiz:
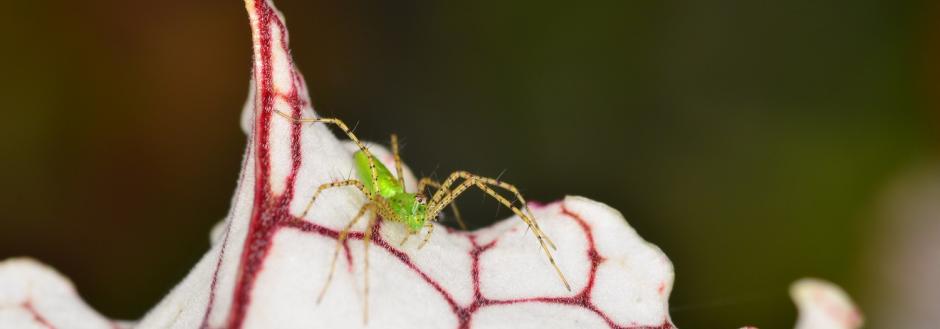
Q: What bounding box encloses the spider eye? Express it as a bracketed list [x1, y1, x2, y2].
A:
[415, 195, 427, 205]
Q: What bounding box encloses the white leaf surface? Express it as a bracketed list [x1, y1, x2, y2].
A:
[791, 279, 863, 329]
[0, 258, 123, 329]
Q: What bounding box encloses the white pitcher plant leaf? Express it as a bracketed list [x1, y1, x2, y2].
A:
[0, 0, 864, 328]
[790, 279, 864, 329]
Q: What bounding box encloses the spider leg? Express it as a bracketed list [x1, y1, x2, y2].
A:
[274, 110, 381, 195]
[316, 202, 375, 304]
[399, 232, 413, 246]
[430, 171, 554, 248]
[429, 171, 571, 291]
[417, 222, 435, 249]
[417, 177, 466, 230]
[390, 134, 406, 186]
[361, 209, 380, 325]
[469, 180, 571, 291]
[300, 179, 371, 218]
[469, 175, 554, 250]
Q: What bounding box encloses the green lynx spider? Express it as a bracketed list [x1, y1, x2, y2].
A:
[274, 110, 571, 321]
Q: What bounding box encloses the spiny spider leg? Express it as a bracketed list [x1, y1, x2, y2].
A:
[300, 179, 371, 218]
[428, 172, 572, 291]
[399, 232, 413, 247]
[468, 181, 571, 291]
[390, 134, 405, 186]
[417, 222, 435, 249]
[417, 177, 467, 230]
[470, 175, 555, 250]
[274, 110, 381, 195]
[362, 209, 381, 325]
[316, 202, 375, 304]
[431, 172, 555, 249]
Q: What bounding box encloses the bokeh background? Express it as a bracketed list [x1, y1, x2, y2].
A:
[1, 0, 936, 327]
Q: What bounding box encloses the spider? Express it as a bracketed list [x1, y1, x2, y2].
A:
[274, 110, 571, 323]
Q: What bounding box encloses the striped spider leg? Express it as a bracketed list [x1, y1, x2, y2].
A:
[424, 171, 571, 291]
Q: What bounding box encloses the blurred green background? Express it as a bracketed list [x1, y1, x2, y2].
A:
[0, 0, 935, 327]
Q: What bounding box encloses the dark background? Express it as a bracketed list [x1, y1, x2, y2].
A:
[0, 0, 935, 327]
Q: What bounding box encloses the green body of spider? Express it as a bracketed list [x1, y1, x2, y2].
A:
[353, 151, 428, 232]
